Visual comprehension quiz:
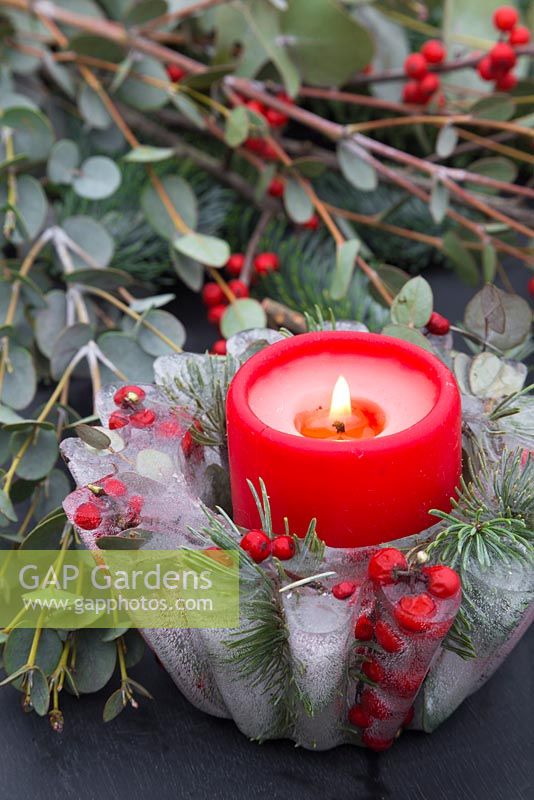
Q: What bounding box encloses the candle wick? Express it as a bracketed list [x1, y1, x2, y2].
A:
[332, 420, 345, 434]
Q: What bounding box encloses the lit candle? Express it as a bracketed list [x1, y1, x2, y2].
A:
[226, 332, 462, 548]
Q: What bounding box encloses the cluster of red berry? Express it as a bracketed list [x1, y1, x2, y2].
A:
[477, 6, 530, 90]
[72, 475, 144, 534]
[240, 91, 293, 159]
[239, 528, 296, 562]
[403, 39, 446, 105]
[333, 547, 461, 751]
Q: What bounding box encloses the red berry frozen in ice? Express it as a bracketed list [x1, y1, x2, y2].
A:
[384, 669, 424, 698]
[210, 339, 227, 356]
[489, 42, 517, 73]
[240, 529, 272, 563]
[394, 592, 436, 632]
[404, 53, 428, 79]
[226, 253, 245, 277]
[492, 6, 519, 32]
[271, 535, 296, 560]
[375, 620, 404, 653]
[423, 565, 461, 599]
[74, 501, 102, 530]
[496, 71, 518, 91]
[254, 252, 280, 275]
[109, 411, 129, 430]
[368, 548, 408, 585]
[207, 304, 226, 325]
[332, 581, 357, 600]
[509, 26, 531, 46]
[100, 477, 126, 497]
[268, 178, 285, 197]
[166, 64, 186, 82]
[362, 659, 385, 684]
[130, 408, 156, 429]
[361, 689, 391, 720]
[362, 731, 394, 751]
[228, 279, 249, 299]
[421, 40, 446, 64]
[155, 419, 183, 438]
[354, 614, 374, 641]
[113, 385, 145, 407]
[129, 495, 144, 515]
[202, 282, 225, 308]
[426, 311, 450, 335]
[348, 704, 372, 728]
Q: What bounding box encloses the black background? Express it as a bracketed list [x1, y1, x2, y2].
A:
[0, 263, 532, 800]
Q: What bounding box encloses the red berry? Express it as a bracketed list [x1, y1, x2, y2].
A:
[528, 276, 534, 298]
[354, 614, 374, 641]
[129, 408, 156, 429]
[332, 581, 357, 600]
[181, 420, 203, 459]
[384, 668, 424, 698]
[419, 72, 440, 98]
[244, 137, 266, 155]
[421, 39, 446, 64]
[362, 731, 394, 752]
[348, 704, 372, 728]
[262, 142, 279, 161]
[489, 42, 517, 73]
[108, 411, 129, 430]
[404, 53, 428, 80]
[509, 26, 531, 46]
[403, 706, 415, 727]
[253, 252, 280, 275]
[394, 593, 436, 632]
[361, 689, 391, 720]
[496, 70, 518, 91]
[375, 620, 404, 653]
[245, 100, 266, 117]
[202, 282, 225, 308]
[225, 253, 245, 277]
[426, 311, 450, 335]
[113, 385, 145, 407]
[74, 501, 102, 530]
[210, 339, 227, 356]
[362, 659, 385, 684]
[302, 214, 320, 231]
[155, 419, 182, 438]
[268, 178, 285, 197]
[240, 529, 271, 563]
[276, 91, 294, 105]
[228, 279, 249, 299]
[368, 548, 407, 585]
[166, 64, 186, 82]
[477, 56, 496, 81]
[265, 107, 288, 128]
[271, 535, 296, 560]
[207, 304, 226, 325]
[423, 565, 461, 599]
[100, 477, 126, 497]
[129, 495, 144, 514]
[403, 81, 423, 104]
[492, 6, 519, 32]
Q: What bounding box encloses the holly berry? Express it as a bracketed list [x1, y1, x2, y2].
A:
[331, 581, 356, 600]
[361, 689, 390, 720]
[419, 72, 440, 98]
[202, 282, 225, 307]
[254, 252, 280, 275]
[210, 339, 227, 356]
[225, 253, 245, 277]
[348, 704, 372, 728]
[271, 535, 296, 560]
[129, 495, 144, 515]
[368, 548, 407, 585]
[244, 137, 266, 155]
[181, 420, 203, 459]
[403, 81, 424, 104]
[207, 304, 226, 326]
[245, 100, 266, 117]
[240, 529, 271, 563]
[404, 53, 428, 80]
[130, 408, 157, 429]
[489, 42, 517, 73]
[394, 592, 436, 632]
[374, 620, 404, 653]
[423, 565, 461, 599]
[477, 56, 496, 81]
[302, 214, 320, 231]
[268, 178, 285, 197]
[109, 411, 129, 430]
[100, 477, 126, 497]
[155, 419, 183, 438]
[509, 26, 531, 46]
[362, 731, 394, 752]
[421, 39, 446, 64]
[265, 107, 288, 128]
[166, 64, 186, 82]
[354, 614, 374, 641]
[74, 501, 102, 530]
[496, 71, 518, 91]
[113, 385, 145, 407]
[261, 142, 279, 161]
[492, 6, 519, 32]
[384, 669, 423, 698]
[362, 659, 385, 684]
[228, 279, 249, 299]
[426, 311, 450, 336]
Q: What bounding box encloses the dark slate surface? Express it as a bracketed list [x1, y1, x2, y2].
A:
[0, 263, 532, 800]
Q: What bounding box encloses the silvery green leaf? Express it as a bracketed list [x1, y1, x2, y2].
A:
[390, 276, 433, 328]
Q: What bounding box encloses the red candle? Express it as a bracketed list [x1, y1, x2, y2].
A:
[226, 332, 461, 548]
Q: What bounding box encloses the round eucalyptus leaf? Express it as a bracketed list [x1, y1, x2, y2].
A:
[29, 667, 50, 716]
[34, 290, 67, 358]
[50, 323, 93, 380]
[173, 232, 230, 268]
[171, 250, 204, 292]
[130, 294, 175, 313]
[42, 51, 76, 98]
[122, 309, 186, 356]
[435, 125, 459, 158]
[124, 146, 175, 163]
[20, 509, 67, 550]
[390, 276, 433, 328]
[78, 83, 113, 130]
[4, 629, 62, 684]
[62, 215, 115, 270]
[124, 0, 167, 25]
[2, 107, 54, 162]
[136, 448, 174, 482]
[381, 323, 433, 352]
[0, 175, 47, 245]
[220, 299, 267, 338]
[47, 140, 80, 185]
[0, 91, 38, 111]
[10, 428, 58, 481]
[69, 33, 125, 63]
[283, 177, 314, 224]
[73, 156, 121, 200]
[169, 93, 206, 129]
[141, 175, 197, 240]
[224, 105, 249, 147]
[0, 344, 36, 410]
[464, 287, 532, 351]
[123, 630, 145, 667]
[97, 332, 155, 383]
[34, 469, 71, 520]
[337, 141, 377, 192]
[470, 93, 515, 122]
[65, 267, 133, 291]
[118, 56, 169, 110]
[70, 630, 117, 694]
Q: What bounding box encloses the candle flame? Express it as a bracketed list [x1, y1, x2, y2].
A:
[329, 375, 352, 420]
